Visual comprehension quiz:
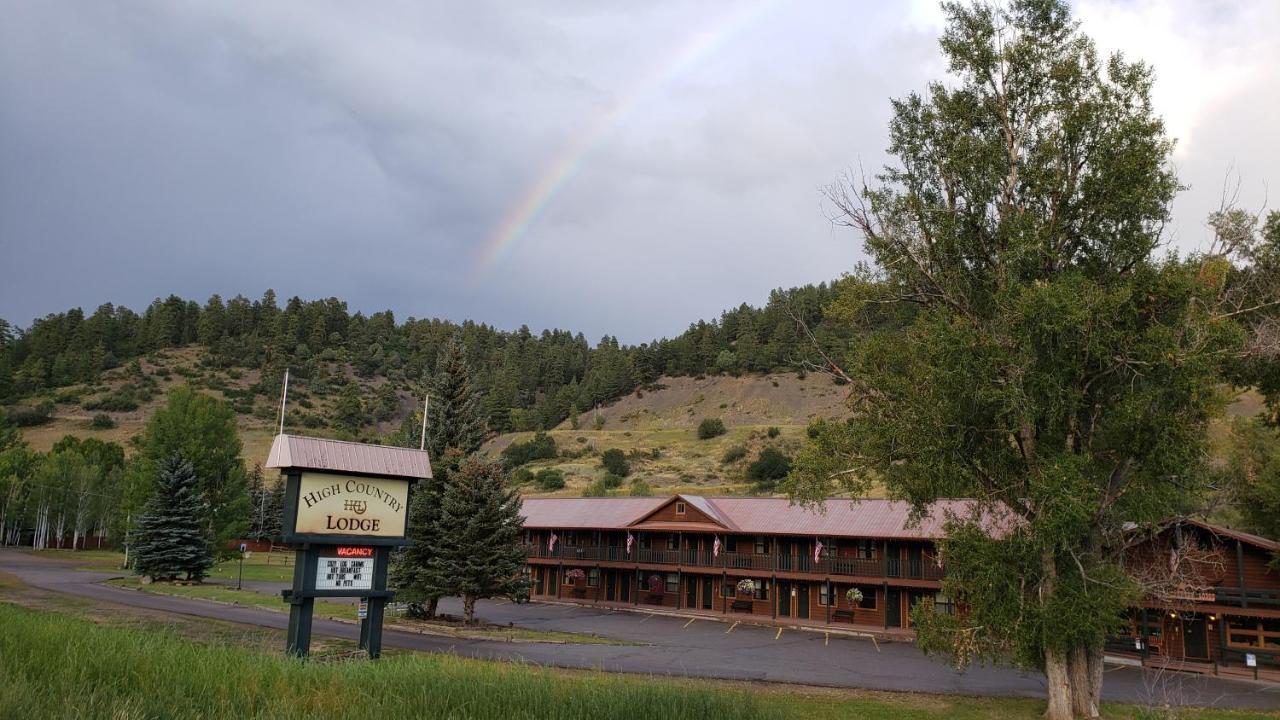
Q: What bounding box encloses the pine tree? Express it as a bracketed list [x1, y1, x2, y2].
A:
[391, 332, 487, 618]
[131, 454, 213, 582]
[426, 332, 486, 460]
[428, 458, 528, 624]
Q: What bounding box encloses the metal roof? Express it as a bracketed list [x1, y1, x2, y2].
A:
[1182, 518, 1280, 552]
[521, 495, 991, 540]
[521, 497, 667, 529]
[266, 434, 432, 479]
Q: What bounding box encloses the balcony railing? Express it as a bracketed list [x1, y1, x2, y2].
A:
[520, 543, 946, 581]
[1214, 587, 1280, 608]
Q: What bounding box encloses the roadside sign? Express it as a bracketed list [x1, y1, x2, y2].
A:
[1246, 653, 1257, 667]
[358, 599, 369, 620]
[239, 542, 248, 554]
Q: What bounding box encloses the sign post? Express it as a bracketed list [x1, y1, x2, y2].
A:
[267, 434, 430, 659]
[237, 542, 247, 591]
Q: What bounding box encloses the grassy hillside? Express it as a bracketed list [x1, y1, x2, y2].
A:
[16, 343, 1269, 499]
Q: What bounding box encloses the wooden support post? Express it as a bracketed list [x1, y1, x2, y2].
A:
[722, 571, 728, 614]
[676, 568, 682, 610]
[771, 574, 778, 619]
[825, 579, 831, 624]
[556, 561, 563, 599]
[1140, 608, 1150, 660]
[1236, 539, 1247, 608]
[882, 582, 890, 629]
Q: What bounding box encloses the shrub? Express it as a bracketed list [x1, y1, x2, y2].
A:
[697, 418, 726, 440]
[502, 432, 557, 467]
[601, 473, 623, 490]
[600, 448, 630, 477]
[629, 478, 653, 496]
[593, 415, 606, 430]
[534, 468, 565, 491]
[84, 390, 139, 412]
[89, 413, 116, 429]
[766, 426, 780, 438]
[8, 402, 54, 427]
[746, 448, 792, 488]
[582, 479, 612, 497]
[721, 446, 747, 464]
[509, 467, 535, 486]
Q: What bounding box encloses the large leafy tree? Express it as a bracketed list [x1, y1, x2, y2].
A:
[125, 387, 250, 556]
[428, 458, 528, 624]
[785, 2, 1278, 718]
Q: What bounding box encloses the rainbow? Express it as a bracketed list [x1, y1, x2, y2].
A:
[475, 0, 778, 272]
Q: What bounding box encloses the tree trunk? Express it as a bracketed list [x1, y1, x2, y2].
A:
[1041, 548, 1074, 720]
[463, 594, 477, 625]
[1068, 642, 1104, 718]
[426, 596, 439, 619]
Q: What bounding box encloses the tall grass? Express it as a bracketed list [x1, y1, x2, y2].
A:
[0, 604, 778, 720]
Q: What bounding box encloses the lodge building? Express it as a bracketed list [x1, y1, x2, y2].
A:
[521, 495, 960, 632]
[519, 495, 1280, 675]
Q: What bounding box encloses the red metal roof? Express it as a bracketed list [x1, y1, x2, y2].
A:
[266, 434, 432, 479]
[1182, 518, 1280, 552]
[521, 497, 666, 529]
[521, 495, 991, 540]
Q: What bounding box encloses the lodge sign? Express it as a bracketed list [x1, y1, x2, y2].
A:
[293, 472, 410, 538]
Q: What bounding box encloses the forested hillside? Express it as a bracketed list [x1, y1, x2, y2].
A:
[0, 283, 850, 439]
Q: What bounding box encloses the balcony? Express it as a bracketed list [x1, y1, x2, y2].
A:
[520, 543, 945, 581]
[1213, 587, 1280, 608]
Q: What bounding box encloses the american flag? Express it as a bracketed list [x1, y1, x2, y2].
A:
[548, 532, 558, 552]
[814, 539, 824, 564]
[626, 532, 634, 556]
[713, 535, 721, 558]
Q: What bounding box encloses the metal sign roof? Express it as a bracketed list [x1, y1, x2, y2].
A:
[266, 434, 432, 479]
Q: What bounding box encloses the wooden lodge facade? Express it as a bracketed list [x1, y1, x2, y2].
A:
[1106, 519, 1280, 676]
[519, 495, 960, 632]
[520, 494, 1280, 672]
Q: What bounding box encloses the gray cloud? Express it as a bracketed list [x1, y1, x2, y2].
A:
[1, 1, 1276, 343]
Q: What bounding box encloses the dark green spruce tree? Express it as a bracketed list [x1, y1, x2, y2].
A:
[131, 454, 213, 582]
[428, 458, 528, 624]
[392, 331, 487, 618]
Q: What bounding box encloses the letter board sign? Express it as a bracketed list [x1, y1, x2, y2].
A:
[316, 555, 374, 590]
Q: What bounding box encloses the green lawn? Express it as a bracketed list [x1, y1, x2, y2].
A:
[207, 549, 297, 583]
[1, 602, 1273, 719]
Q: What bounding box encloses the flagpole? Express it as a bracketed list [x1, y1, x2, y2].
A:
[419, 395, 430, 451]
[278, 368, 290, 435]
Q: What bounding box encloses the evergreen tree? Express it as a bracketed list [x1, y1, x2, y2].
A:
[131, 454, 213, 582]
[427, 458, 528, 624]
[426, 332, 486, 460]
[392, 332, 487, 618]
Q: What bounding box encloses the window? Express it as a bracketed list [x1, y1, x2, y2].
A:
[637, 571, 645, 590]
[665, 573, 679, 593]
[857, 586, 877, 609]
[722, 583, 734, 598]
[1228, 618, 1280, 649]
[523, 531, 532, 544]
[588, 568, 599, 587]
[666, 535, 678, 550]
[855, 540, 876, 560]
[725, 536, 738, 553]
[819, 583, 831, 606]
[565, 531, 578, 547]
[934, 592, 955, 615]
[754, 536, 768, 554]
[591, 531, 602, 545]
[676, 501, 686, 515]
[753, 579, 769, 601]
[639, 535, 652, 550]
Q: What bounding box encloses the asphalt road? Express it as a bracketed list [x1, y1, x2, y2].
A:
[4, 549, 1278, 711]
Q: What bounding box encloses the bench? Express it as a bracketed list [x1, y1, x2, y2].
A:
[731, 599, 753, 613]
[570, 588, 587, 599]
[832, 609, 855, 623]
[645, 594, 665, 605]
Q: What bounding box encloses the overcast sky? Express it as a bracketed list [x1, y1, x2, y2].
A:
[2, 1, 1277, 344]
